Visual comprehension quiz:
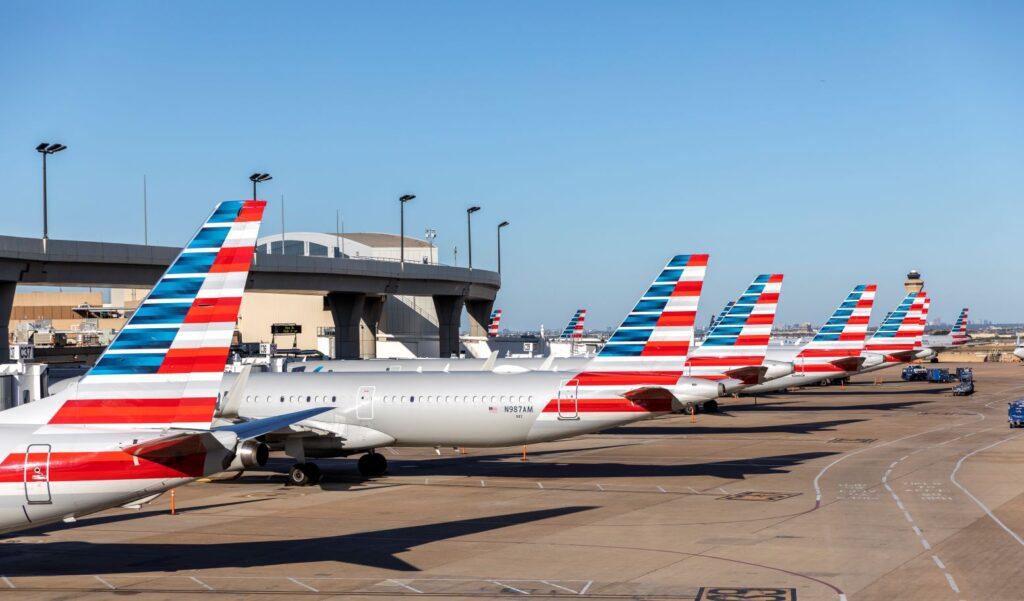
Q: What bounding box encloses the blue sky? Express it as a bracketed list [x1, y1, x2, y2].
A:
[2, 1, 1021, 329]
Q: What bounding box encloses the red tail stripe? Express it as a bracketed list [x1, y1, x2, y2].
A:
[158, 347, 232, 374]
[210, 246, 256, 273]
[183, 297, 242, 324]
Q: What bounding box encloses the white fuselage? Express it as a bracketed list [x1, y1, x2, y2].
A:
[223, 370, 721, 454]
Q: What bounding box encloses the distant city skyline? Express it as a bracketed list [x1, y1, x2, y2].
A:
[3, 2, 1022, 329]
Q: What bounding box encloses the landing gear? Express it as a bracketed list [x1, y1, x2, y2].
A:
[683, 402, 698, 415]
[702, 399, 719, 413]
[288, 462, 322, 487]
[357, 451, 388, 478]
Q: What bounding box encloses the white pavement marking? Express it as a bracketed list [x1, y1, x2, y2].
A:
[492, 580, 530, 595]
[945, 572, 960, 593]
[812, 410, 984, 503]
[921, 538, 932, 550]
[190, 576, 214, 591]
[904, 511, 914, 523]
[387, 579, 423, 593]
[537, 482, 544, 489]
[94, 576, 115, 590]
[932, 555, 946, 569]
[579, 581, 593, 595]
[657, 486, 667, 493]
[541, 580, 579, 594]
[480, 480, 486, 487]
[687, 487, 700, 494]
[289, 577, 318, 592]
[596, 483, 604, 491]
[2, 576, 14, 589]
[950, 433, 1024, 547]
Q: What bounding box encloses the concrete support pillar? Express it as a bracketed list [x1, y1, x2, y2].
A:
[0, 281, 14, 364]
[432, 294, 465, 358]
[360, 295, 385, 359]
[326, 292, 366, 360]
[465, 299, 495, 338]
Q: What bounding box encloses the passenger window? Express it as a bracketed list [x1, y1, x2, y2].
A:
[410, 396, 415, 403]
[332, 396, 337, 403]
[280, 395, 285, 403]
[401, 395, 408, 403]
[306, 396, 311, 403]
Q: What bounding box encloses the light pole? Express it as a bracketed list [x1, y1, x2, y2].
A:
[497, 220, 509, 274]
[466, 206, 481, 269]
[399, 195, 415, 268]
[249, 172, 271, 200]
[36, 142, 67, 252]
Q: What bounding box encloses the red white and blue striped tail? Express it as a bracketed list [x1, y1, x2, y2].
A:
[685, 274, 783, 379]
[591, 254, 708, 369]
[559, 309, 587, 340]
[706, 301, 734, 335]
[864, 291, 926, 355]
[795, 284, 876, 373]
[47, 200, 266, 430]
[952, 308, 969, 345]
[487, 309, 502, 337]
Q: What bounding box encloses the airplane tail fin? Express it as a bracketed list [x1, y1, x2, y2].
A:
[707, 301, 734, 334]
[684, 274, 783, 381]
[592, 254, 708, 367]
[488, 309, 502, 337]
[40, 200, 266, 429]
[865, 291, 926, 356]
[560, 309, 587, 340]
[796, 284, 876, 371]
[952, 307, 969, 345]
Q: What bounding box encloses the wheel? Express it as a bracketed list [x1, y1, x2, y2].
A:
[683, 402, 697, 415]
[357, 454, 373, 477]
[288, 463, 311, 486]
[304, 462, 322, 485]
[370, 453, 388, 476]
[702, 399, 719, 413]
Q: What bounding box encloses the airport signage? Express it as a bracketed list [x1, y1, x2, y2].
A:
[9, 344, 33, 361]
[271, 323, 302, 335]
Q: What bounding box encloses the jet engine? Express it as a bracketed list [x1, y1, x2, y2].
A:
[224, 439, 270, 472]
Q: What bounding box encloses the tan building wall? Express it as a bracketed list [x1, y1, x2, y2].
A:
[237, 292, 334, 350]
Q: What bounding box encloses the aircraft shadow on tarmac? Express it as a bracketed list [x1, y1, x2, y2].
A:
[0, 506, 594, 575]
[748, 385, 949, 398]
[724, 399, 931, 413]
[607, 417, 866, 436]
[310, 449, 840, 483]
[10, 500, 265, 538]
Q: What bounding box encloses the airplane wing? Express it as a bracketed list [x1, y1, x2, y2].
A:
[123, 407, 333, 459]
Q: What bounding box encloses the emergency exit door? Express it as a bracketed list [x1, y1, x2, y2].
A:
[23, 444, 52, 504]
[356, 386, 375, 420]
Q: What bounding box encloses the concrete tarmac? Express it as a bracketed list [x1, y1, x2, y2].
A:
[1, 362, 1022, 600]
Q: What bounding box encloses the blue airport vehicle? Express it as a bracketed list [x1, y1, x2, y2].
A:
[956, 367, 974, 383]
[1010, 400, 1024, 428]
[953, 380, 975, 396]
[902, 366, 928, 381]
[927, 368, 952, 383]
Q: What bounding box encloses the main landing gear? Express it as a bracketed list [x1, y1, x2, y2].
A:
[288, 462, 322, 486]
[357, 451, 388, 478]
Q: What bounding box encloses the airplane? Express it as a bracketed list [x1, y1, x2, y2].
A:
[487, 309, 502, 337]
[559, 309, 587, 340]
[218, 254, 728, 484]
[857, 291, 928, 374]
[0, 200, 329, 536]
[742, 284, 876, 394]
[918, 307, 969, 360]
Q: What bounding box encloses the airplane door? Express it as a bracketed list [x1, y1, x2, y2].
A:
[794, 356, 805, 377]
[356, 386, 375, 420]
[23, 444, 52, 504]
[557, 379, 579, 420]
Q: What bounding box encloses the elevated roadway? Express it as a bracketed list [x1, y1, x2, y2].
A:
[0, 235, 500, 361]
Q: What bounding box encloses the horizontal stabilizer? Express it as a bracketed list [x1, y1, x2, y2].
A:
[829, 356, 866, 372]
[723, 365, 768, 385]
[621, 386, 675, 412]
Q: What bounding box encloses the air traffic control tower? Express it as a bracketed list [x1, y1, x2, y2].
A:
[904, 270, 924, 294]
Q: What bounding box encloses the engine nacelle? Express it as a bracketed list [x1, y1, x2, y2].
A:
[670, 377, 725, 404]
[915, 348, 936, 360]
[223, 440, 270, 472]
[762, 359, 795, 381]
[860, 353, 885, 369]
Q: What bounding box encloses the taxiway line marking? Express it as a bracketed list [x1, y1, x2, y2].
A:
[945, 572, 960, 593]
[596, 483, 604, 491]
[190, 576, 214, 591]
[289, 577, 318, 592]
[2, 576, 14, 589]
[537, 482, 544, 489]
[932, 555, 946, 569]
[579, 581, 593, 595]
[950, 433, 1024, 547]
[492, 580, 530, 595]
[94, 576, 115, 590]
[541, 580, 579, 594]
[657, 486, 667, 493]
[387, 579, 423, 593]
